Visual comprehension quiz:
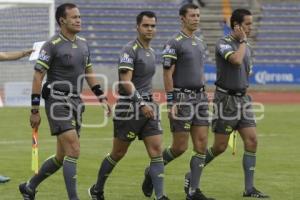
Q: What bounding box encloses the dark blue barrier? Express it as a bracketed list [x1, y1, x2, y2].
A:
[204, 64, 300, 85]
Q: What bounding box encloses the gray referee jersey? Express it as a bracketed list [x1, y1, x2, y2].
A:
[162, 31, 207, 89]
[34, 33, 92, 93]
[215, 35, 253, 90]
[118, 39, 156, 96]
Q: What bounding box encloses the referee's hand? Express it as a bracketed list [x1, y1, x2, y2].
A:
[167, 104, 178, 119]
[22, 49, 34, 57]
[141, 104, 154, 119]
[234, 25, 247, 41]
[101, 99, 112, 117]
[30, 113, 41, 129]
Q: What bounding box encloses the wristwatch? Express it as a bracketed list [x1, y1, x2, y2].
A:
[31, 108, 39, 114]
[139, 101, 146, 108]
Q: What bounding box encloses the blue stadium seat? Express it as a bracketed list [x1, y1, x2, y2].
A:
[255, 2, 300, 67]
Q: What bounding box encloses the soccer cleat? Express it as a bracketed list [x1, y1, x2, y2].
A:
[184, 172, 191, 195]
[88, 184, 104, 200]
[0, 175, 10, 183]
[19, 182, 36, 200]
[142, 166, 153, 197]
[157, 195, 170, 200]
[186, 188, 215, 200]
[243, 187, 270, 198]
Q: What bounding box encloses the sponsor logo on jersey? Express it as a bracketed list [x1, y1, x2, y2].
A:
[162, 45, 175, 55]
[219, 44, 232, 53]
[38, 50, 50, 62]
[120, 53, 133, 64]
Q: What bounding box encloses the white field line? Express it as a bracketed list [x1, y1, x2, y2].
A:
[0, 134, 280, 145]
[0, 137, 112, 145]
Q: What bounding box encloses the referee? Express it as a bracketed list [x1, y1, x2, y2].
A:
[206, 9, 269, 198]
[143, 3, 214, 200]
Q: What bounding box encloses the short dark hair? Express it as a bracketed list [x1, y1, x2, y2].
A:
[179, 3, 199, 16]
[136, 11, 157, 25]
[55, 3, 77, 26]
[230, 8, 252, 29]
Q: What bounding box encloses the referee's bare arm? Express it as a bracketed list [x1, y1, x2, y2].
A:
[31, 71, 46, 109]
[163, 64, 175, 92]
[228, 26, 247, 65]
[30, 70, 46, 128]
[85, 67, 112, 116]
[0, 49, 33, 61]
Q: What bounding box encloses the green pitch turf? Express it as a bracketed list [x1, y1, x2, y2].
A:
[0, 104, 299, 200]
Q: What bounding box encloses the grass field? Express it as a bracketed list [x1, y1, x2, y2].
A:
[0, 104, 299, 200]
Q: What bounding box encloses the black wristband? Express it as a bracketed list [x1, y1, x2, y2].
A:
[92, 84, 107, 102]
[139, 101, 146, 108]
[91, 84, 104, 96]
[31, 94, 41, 106]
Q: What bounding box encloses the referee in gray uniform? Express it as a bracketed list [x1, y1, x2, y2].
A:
[142, 4, 214, 200]
[88, 11, 169, 200]
[19, 3, 110, 200]
[205, 9, 269, 198]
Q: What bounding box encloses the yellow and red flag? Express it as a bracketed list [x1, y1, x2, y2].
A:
[31, 128, 39, 174]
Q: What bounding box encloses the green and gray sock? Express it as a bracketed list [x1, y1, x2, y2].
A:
[162, 147, 176, 166]
[28, 155, 62, 190]
[63, 156, 79, 200]
[243, 151, 256, 192]
[189, 152, 206, 193]
[95, 154, 117, 192]
[149, 156, 164, 199]
[205, 147, 215, 165]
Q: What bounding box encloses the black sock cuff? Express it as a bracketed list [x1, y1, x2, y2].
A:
[207, 147, 215, 158]
[150, 156, 164, 163]
[244, 151, 256, 157]
[192, 151, 206, 159]
[164, 147, 176, 159]
[50, 155, 62, 167]
[63, 156, 78, 164]
[105, 154, 117, 166]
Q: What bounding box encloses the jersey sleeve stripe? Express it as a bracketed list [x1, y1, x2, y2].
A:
[162, 55, 177, 60]
[224, 51, 234, 60]
[36, 60, 49, 69]
[119, 66, 133, 70]
[86, 63, 92, 69]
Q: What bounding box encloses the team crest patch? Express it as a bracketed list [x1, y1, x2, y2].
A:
[162, 45, 175, 55]
[38, 50, 50, 62]
[72, 43, 78, 48]
[219, 44, 232, 53]
[120, 53, 133, 64]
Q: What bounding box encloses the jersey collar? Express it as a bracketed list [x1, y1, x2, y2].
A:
[180, 31, 194, 38]
[136, 38, 152, 50]
[59, 32, 77, 42]
[135, 38, 144, 49]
